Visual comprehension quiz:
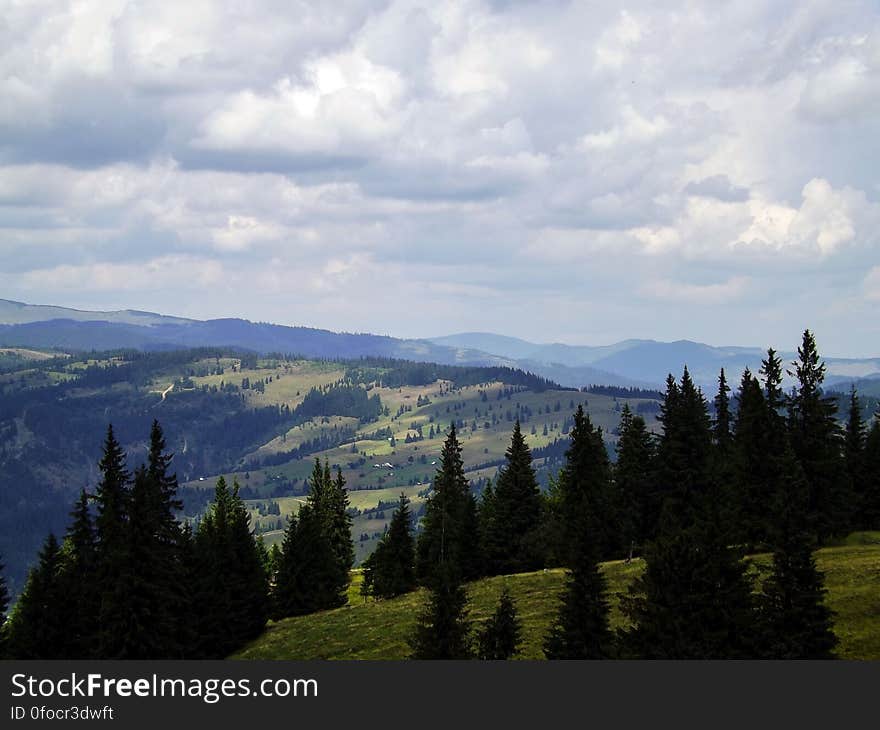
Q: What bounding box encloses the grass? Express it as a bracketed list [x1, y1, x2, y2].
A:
[233, 535, 880, 660]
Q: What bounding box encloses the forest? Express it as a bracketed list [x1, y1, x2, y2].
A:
[1, 329, 878, 659]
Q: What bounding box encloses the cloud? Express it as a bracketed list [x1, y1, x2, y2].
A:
[641, 276, 751, 304]
[684, 175, 750, 203]
[1, 1, 879, 355]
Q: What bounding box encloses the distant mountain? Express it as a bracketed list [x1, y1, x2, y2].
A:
[3, 299, 878, 390]
[0, 298, 194, 327]
[429, 332, 649, 367]
[432, 331, 880, 390]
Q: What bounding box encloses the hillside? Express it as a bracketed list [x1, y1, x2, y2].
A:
[0, 346, 650, 591]
[234, 533, 880, 661]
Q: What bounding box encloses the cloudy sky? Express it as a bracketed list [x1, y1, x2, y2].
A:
[1, 1, 879, 356]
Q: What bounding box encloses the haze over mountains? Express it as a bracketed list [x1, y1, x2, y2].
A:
[2, 298, 879, 391]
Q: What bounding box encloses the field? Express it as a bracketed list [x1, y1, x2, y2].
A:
[167, 356, 660, 562]
[233, 534, 880, 660]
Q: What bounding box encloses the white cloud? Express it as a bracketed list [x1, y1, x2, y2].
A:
[1, 0, 880, 354]
[641, 276, 751, 304]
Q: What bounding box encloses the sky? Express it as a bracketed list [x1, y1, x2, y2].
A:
[1, 1, 879, 356]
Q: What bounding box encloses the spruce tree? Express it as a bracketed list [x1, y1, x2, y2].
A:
[622, 369, 756, 659]
[93, 424, 133, 659]
[7, 534, 66, 659]
[416, 424, 482, 584]
[861, 416, 880, 529]
[275, 504, 337, 616]
[191, 476, 267, 655]
[57, 490, 98, 658]
[844, 387, 866, 525]
[760, 348, 785, 416]
[192, 477, 234, 657]
[409, 561, 472, 659]
[277, 461, 351, 614]
[732, 369, 774, 547]
[713, 368, 732, 452]
[787, 330, 850, 541]
[477, 587, 522, 660]
[227, 479, 270, 642]
[759, 445, 838, 658]
[613, 404, 655, 553]
[324, 467, 355, 603]
[362, 494, 416, 599]
[481, 421, 544, 575]
[543, 406, 613, 659]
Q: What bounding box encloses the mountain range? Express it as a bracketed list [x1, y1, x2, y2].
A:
[2, 298, 879, 392]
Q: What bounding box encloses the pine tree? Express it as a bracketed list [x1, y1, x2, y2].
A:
[192, 476, 268, 656]
[192, 477, 233, 657]
[787, 330, 850, 541]
[655, 367, 712, 523]
[613, 404, 655, 554]
[324, 467, 355, 603]
[362, 494, 416, 599]
[416, 424, 482, 584]
[227, 479, 270, 643]
[861, 416, 880, 529]
[409, 561, 472, 659]
[477, 587, 522, 660]
[844, 387, 866, 525]
[732, 369, 774, 547]
[759, 444, 838, 658]
[57, 490, 98, 658]
[7, 534, 66, 659]
[622, 369, 756, 659]
[543, 406, 613, 659]
[93, 424, 133, 659]
[760, 348, 785, 416]
[713, 368, 732, 452]
[275, 461, 352, 616]
[481, 421, 544, 575]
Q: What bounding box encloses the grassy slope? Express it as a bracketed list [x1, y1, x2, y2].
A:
[233, 534, 880, 660]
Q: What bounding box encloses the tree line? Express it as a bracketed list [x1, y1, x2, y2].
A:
[363, 330, 879, 658]
[1, 329, 878, 659]
[0, 422, 354, 658]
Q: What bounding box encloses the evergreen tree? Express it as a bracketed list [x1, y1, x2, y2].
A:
[227, 479, 270, 642]
[7, 534, 66, 659]
[409, 561, 472, 659]
[622, 369, 756, 659]
[93, 424, 133, 659]
[57, 490, 98, 658]
[760, 348, 785, 416]
[713, 368, 732, 452]
[861, 416, 880, 529]
[175, 522, 199, 658]
[655, 367, 712, 523]
[362, 494, 416, 599]
[477, 587, 522, 660]
[416, 424, 482, 583]
[481, 421, 544, 575]
[275, 504, 338, 617]
[192, 476, 268, 656]
[844, 387, 866, 523]
[543, 406, 613, 659]
[732, 369, 774, 547]
[325, 467, 355, 601]
[613, 404, 655, 554]
[787, 330, 850, 541]
[277, 461, 351, 614]
[759, 445, 838, 658]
